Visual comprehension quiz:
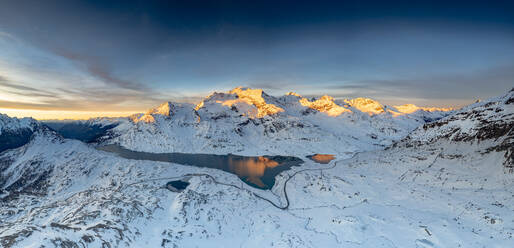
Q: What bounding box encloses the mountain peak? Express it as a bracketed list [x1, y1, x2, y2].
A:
[195, 87, 284, 118]
[285, 92, 302, 98]
[0, 113, 38, 133]
[146, 101, 174, 116]
[299, 95, 351, 117]
[133, 87, 456, 122]
[130, 102, 176, 123]
[393, 104, 453, 114]
[224, 87, 284, 118]
[0, 113, 39, 153]
[344, 97, 385, 115]
[229, 87, 265, 100]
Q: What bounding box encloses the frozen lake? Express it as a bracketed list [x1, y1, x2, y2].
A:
[98, 144, 303, 189]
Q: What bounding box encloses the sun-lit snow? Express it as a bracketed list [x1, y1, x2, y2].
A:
[101, 87, 453, 156]
[193, 87, 284, 118]
[343, 97, 385, 115]
[131, 102, 193, 123]
[299, 95, 351, 116]
[226, 87, 285, 118]
[392, 104, 453, 116]
[285, 91, 302, 97]
[146, 102, 174, 116]
[2, 88, 511, 248]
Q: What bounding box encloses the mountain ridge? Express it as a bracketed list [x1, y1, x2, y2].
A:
[101, 87, 454, 156]
[0, 114, 39, 153]
[141, 87, 454, 120]
[0, 88, 513, 247]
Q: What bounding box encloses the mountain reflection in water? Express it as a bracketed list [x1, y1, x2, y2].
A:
[97, 145, 303, 189]
[307, 154, 335, 164]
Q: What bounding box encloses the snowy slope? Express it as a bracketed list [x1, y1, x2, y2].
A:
[0, 114, 38, 153]
[0, 89, 512, 247]
[0, 114, 37, 135]
[102, 87, 453, 156]
[404, 88, 514, 170]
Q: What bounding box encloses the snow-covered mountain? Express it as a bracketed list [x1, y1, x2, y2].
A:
[0, 114, 39, 153]
[402, 87, 514, 171]
[43, 118, 119, 143]
[1, 88, 512, 247]
[102, 87, 453, 156]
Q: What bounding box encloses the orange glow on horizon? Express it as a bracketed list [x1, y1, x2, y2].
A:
[0, 108, 139, 120]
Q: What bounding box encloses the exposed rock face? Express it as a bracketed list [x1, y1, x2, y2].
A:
[299, 95, 351, 116]
[227, 87, 285, 118]
[194, 87, 284, 119]
[0, 129, 63, 199]
[97, 87, 453, 156]
[399, 89, 514, 170]
[0, 114, 39, 153]
[0, 89, 513, 248]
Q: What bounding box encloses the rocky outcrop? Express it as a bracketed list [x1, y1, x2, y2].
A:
[398, 89, 514, 170]
[0, 114, 38, 153]
[299, 95, 351, 116]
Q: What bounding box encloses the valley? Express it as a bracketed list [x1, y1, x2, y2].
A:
[0, 87, 513, 247]
[97, 144, 304, 190]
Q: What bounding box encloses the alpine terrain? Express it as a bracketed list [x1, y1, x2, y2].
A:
[0, 87, 513, 248]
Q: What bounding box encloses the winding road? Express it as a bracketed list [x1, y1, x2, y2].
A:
[118, 153, 358, 210]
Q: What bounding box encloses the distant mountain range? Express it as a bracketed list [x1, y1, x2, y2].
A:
[97, 87, 453, 156]
[0, 87, 512, 247]
[0, 87, 456, 155]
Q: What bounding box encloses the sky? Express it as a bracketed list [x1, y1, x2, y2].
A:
[0, 0, 513, 119]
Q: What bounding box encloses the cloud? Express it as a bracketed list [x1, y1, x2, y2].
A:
[0, 34, 179, 113]
[0, 73, 173, 112]
[0, 31, 17, 41]
[0, 99, 77, 111]
[53, 50, 147, 91]
[0, 75, 57, 98]
[325, 65, 514, 107]
[246, 82, 284, 90]
[3, 90, 56, 98]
